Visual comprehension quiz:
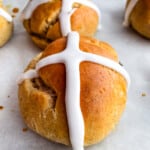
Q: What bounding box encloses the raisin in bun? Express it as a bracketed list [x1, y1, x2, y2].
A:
[124, 0, 150, 38]
[22, 0, 99, 49]
[0, 1, 13, 47]
[18, 32, 129, 148]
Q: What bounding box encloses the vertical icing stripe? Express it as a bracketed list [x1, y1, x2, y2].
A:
[0, 8, 12, 22]
[64, 33, 84, 150]
[123, 0, 139, 26]
[59, 0, 100, 36]
[59, 8, 76, 36]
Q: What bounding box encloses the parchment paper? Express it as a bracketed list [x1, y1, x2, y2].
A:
[0, 0, 150, 150]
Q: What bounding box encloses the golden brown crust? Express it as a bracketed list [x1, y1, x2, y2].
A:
[23, 1, 99, 49]
[18, 36, 127, 146]
[127, 0, 150, 38]
[0, 4, 13, 47]
[143, 0, 150, 8]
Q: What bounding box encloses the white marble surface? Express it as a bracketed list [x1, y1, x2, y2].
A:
[0, 0, 150, 150]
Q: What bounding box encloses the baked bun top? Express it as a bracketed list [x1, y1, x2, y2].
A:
[19, 31, 130, 150]
[21, 0, 100, 49]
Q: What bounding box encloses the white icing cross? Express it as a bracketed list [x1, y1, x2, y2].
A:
[19, 31, 130, 150]
[21, 0, 100, 36]
[123, 0, 139, 26]
[0, 8, 12, 22]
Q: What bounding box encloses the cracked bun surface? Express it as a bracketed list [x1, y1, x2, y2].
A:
[0, 2, 13, 47]
[18, 35, 127, 146]
[126, 0, 150, 38]
[23, 0, 99, 49]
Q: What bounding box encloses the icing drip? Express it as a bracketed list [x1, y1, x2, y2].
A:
[0, 8, 12, 22]
[59, 8, 76, 36]
[18, 69, 38, 84]
[123, 0, 139, 26]
[59, 0, 100, 36]
[19, 31, 130, 150]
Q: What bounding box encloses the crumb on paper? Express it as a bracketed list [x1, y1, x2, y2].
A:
[141, 93, 146, 97]
[8, 95, 10, 98]
[22, 128, 28, 132]
[0, 106, 4, 110]
[11, 15, 15, 18]
[12, 7, 19, 13]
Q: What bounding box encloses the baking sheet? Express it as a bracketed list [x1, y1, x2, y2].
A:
[0, 0, 150, 150]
